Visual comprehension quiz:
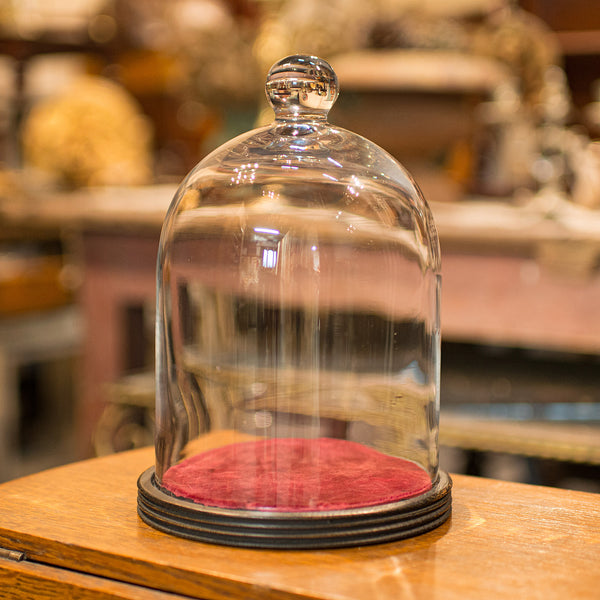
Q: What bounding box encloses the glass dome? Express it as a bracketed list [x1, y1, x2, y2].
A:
[138, 55, 451, 548]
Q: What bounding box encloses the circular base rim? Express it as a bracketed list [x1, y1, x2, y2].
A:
[137, 466, 452, 549]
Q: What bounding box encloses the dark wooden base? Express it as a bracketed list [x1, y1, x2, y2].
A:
[137, 467, 452, 549]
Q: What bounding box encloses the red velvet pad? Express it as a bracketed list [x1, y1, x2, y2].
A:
[162, 438, 432, 512]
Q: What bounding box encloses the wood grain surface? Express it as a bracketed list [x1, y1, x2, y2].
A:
[0, 558, 189, 600]
[0, 446, 599, 599]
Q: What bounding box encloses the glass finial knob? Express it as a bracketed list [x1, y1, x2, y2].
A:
[266, 55, 339, 120]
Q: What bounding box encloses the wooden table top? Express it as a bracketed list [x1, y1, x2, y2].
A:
[0, 446, 598, 599]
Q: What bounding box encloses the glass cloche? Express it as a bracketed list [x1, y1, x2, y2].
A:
[138, 55, 451, 548]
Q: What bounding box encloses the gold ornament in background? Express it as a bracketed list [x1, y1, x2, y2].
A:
[470, 5, 561, 112]
[22, 76, 154, 188]
[163, 0, 261, 107]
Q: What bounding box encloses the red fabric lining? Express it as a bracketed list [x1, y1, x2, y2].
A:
[162, 438, 432, 512]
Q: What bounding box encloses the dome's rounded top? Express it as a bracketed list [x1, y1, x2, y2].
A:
[266, 54, 339, 120]
[168, 52, 439, 272]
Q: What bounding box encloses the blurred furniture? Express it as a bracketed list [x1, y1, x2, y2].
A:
[94, 369, 154, 456]
[332, 51, 507, 157]
[331, 50, 510, 204]
[78, 192, 600, 462]
[0, 186, 171, 458]
[0, 235, 81, 481]
[0, 306, 81, 481]
[435, 199, 600, 483]
[102, 367, 600, 473]
[434, 199, 600, 354]
[2, 187, 600, 462]
[0, 445, 598, 599]
[440, 412, 600, 465]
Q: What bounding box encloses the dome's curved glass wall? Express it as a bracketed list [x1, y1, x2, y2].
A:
[138, 55, 451, 548]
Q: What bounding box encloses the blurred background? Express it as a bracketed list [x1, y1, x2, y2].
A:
[0, 0, 599, 491]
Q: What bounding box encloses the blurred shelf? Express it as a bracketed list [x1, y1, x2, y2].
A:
[4, 186, 600, 246]
[441, 412, 600, 465]
[556, 30, 600, 56]
[0, 34, 113, 60]
[332, 49, 509, 93]
[0, 184, 175, 234]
